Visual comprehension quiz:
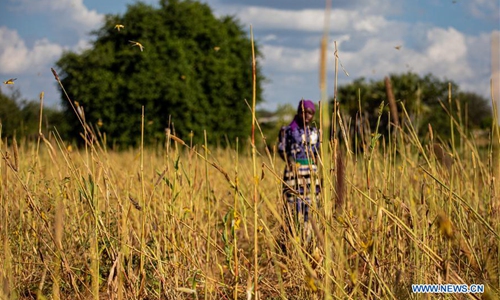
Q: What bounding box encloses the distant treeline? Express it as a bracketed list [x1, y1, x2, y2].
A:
[0, 89, 70, 142]
[257, 72, 493, 151]
[1, 71, 493, 150]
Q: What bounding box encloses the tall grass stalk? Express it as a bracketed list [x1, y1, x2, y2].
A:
[90, 159, 99, 300]
[449, 84, 459, 282]
[490, 77, 500, 292]
[29, 91, 45, 186]
[204, 130, 211, 299]
[139, 106, 146, 297]
[249, 25, 260, 299]
[52, 174, 64, 300]
[318, 1, 333, 298]
[233, 138, 240, 300]
[49, 95, 63, 300]
[1, 124, 13, 300]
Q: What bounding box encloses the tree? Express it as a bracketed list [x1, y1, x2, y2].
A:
[56, 0, 263, 148]
[334, 72, 491, 143]
[0, 89, 21, 139]
[0, 88, 69, 141]
[454, 91, 493, 129]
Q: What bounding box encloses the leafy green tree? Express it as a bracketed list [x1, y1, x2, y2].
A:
[56, 0, 263, 148]
[0, 89, 69, 142]
[454, 91, 493, 130]
[0, 90, 69, 140]
[18, 100, 70, 141]
[0, 89, 21, 139]
[334, 72, 491, 143]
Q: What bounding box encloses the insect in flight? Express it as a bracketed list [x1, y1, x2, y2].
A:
[3, 78, 17, 84]
[129, 40, 144, 52]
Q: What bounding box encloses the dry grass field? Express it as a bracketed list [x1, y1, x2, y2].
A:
[1, 33, 499, 300]
[1, 103, 499, 300]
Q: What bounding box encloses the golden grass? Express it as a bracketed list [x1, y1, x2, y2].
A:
[0, 116, 499, 299]
[0, 61, 498, 300]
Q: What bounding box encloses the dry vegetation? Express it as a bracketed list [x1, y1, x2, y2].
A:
[1, 25, 499, 300]
[0, 99, 499, 300]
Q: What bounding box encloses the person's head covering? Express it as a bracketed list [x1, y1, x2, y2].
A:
[288, 99, 315, 130]
[297, 99, 315, 113]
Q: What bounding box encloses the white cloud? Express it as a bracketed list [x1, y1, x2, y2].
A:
[238, 7, 325, 31]
[260, 34, 277, 42]
[208, 0, 491, 103]
[9, 0, 103, 36]
[257, 21, 493, 104]
[461, 31, 496, 95]
[73, 38, 93, 53]
[0, 27, 64, 74]
[425, 27, 467, 63]
[338, 27, 474, 84]
[261, 44, 319, 72]
[467, 0, 500, 21]
[217, 5, 391, 33]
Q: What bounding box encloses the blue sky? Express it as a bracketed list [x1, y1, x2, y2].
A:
[0, 0, 499, 111]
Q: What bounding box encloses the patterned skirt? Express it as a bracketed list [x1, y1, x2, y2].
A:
[282, 163, 321, 222]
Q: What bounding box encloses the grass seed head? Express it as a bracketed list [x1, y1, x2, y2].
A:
[128, 196, 142, 211]
[436, 211, 453, 239]
[12, 137, 19, 172]
[305, 274, 318, 292]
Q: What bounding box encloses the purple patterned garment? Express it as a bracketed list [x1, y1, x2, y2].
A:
[278, 124, 320, 161]
[278, 122, 321, 223]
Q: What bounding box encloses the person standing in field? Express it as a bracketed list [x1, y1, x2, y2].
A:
[278, 99, 321, 245]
